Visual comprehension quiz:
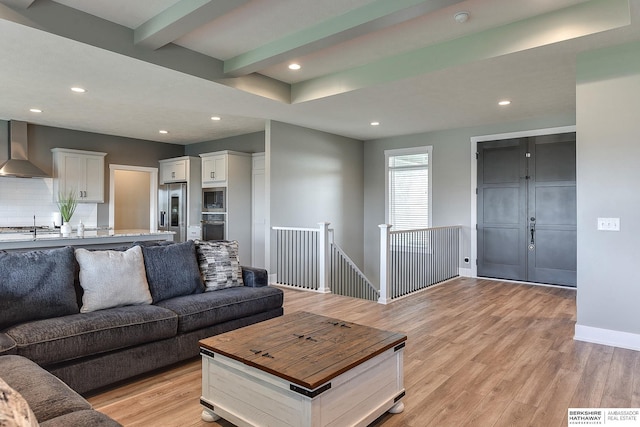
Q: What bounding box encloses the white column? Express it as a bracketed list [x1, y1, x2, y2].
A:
[317, 222, 331, 294]
[378, 224, 392, 304]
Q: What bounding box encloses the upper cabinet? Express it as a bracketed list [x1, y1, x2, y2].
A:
[159, 158, 187, 183]
[52, 148, 107, 203]
[158, 156, 202, 229]
[200, 153, 227, 186]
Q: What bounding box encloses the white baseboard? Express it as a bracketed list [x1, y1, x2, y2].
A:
[574, 324, 640, 351]
[268, 273, 277, 284]
[459, 267, 472, 277]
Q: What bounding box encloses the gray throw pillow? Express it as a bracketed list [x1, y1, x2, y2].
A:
[195, 240, 244, 291]
[75, 246, 152, 313]
[141, 240, 204, 303]
[0, 378, 39, 427]
[0, 246, 78, 330]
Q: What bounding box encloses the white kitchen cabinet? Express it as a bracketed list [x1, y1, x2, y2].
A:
[52, 148, 107, 203]
[159, 158, 187, 183]
[200, 153, 226, 186]
[199, 151, 251, 263]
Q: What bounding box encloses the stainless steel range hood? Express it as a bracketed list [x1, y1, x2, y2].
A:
[0, 120, 48, 178]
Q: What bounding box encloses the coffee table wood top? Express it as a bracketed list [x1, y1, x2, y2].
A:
[200, 311, 407, 390]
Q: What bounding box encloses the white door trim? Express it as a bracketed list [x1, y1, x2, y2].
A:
[109, 164, 159, 231]
[469, 125, 576, 278]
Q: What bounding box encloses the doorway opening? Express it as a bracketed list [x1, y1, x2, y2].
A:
[470, 126, 577, 287]
[108, 165, 158, 231]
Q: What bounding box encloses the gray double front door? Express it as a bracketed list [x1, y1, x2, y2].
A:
[477, 133, 576, 287]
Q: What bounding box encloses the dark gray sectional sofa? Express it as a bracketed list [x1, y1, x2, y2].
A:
[0, 355, 121, 426]
[0, 240, 284, 397]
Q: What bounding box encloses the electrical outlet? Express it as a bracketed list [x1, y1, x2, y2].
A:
[597, 217, 620, 231]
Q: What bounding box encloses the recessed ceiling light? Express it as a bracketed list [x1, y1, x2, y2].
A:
[498, 100, 511, 106]
[159, 130, 168, 134]
[288, 63, 301, 70]
[29, 108, 42, 113]
[211, 116, 221, 121]
[71, 87, 86, 93]
[370, 121, 380, 126]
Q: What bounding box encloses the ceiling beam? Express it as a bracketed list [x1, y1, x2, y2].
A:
[223, 0, 464, 77]
[0, 0, 289, 103]
[134, 0, 250, 50]
[291, 0, 630, 103]
[0, 0, 35, 9]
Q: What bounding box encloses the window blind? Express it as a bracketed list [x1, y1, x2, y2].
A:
[388, 152, 429, 231]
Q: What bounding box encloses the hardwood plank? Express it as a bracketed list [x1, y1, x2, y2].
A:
[529, 368, 581, 427]
[86, 278, 639, 427]
[460, 393, 511, 427]
[568, 343, 614, 408]
[426, 389, 486, 427]
[600, 348, 639, 407]
[493, 400, 537, 427]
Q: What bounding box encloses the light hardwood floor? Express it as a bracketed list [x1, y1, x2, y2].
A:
[87, 277, 640, 426]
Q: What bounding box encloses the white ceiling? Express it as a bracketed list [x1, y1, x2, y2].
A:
[0, 0, 639, 145]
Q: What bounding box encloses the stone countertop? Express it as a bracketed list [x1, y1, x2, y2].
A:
[0, 229, 175, 251]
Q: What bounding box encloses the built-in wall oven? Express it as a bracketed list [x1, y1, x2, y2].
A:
[202, 213, 225, 241]
[202, 187, 226, 240]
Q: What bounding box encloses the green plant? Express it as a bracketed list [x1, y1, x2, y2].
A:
[57, 190, 78, 223]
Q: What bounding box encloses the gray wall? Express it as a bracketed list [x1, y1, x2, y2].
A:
[363, 114, 575, 285]
[575, 41, 640, 335]
[185, 131, 265, 156]
[269, 121, 364, 268]
[24, 123, 183, 226]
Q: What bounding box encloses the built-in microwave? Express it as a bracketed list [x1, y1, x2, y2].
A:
[202, 187, 226, 212]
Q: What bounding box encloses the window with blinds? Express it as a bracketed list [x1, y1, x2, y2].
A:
[386, 147, 432, 231]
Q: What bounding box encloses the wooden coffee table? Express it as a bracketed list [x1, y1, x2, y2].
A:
[199, 311, 407, 426]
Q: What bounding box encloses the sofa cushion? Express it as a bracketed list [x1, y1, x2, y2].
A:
[75, 246, 152, 313]
[0, 247, 78, 330]
[194, 240, 244, 291]
[0, 355, 91, 423]
[156, 286, 284, 333]
[141, 240, 204, 303]
[0, 333, 17, 356]
[0, 376, 39, 427]
[4, 305, 178, 366]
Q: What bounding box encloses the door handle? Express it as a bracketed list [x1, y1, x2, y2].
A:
[530, 217, 536, 245]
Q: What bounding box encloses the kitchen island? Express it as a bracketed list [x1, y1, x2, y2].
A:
[0, 229, 174, 251]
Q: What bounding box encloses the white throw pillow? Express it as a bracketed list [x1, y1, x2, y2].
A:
[0, 378, 39, 427]
[76, 246, 152, 313]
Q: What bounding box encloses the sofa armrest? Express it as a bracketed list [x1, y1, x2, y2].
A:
[241, 266, 269, 287]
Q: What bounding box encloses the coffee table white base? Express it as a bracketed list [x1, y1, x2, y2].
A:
[201, 345, 405, 427]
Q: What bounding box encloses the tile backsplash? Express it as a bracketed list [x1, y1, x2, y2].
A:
[0, 177, 98, 228]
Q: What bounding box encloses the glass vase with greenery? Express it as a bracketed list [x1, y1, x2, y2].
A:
[57, 190, 78, 224]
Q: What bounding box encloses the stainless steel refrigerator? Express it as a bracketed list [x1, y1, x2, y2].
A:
[158, 183, 187, 242]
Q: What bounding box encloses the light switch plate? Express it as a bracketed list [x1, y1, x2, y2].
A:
[597, 217, 620, 231]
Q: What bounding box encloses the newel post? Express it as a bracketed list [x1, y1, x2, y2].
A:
[378, 224, 392, 304]
[317, 222, 331, 294]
